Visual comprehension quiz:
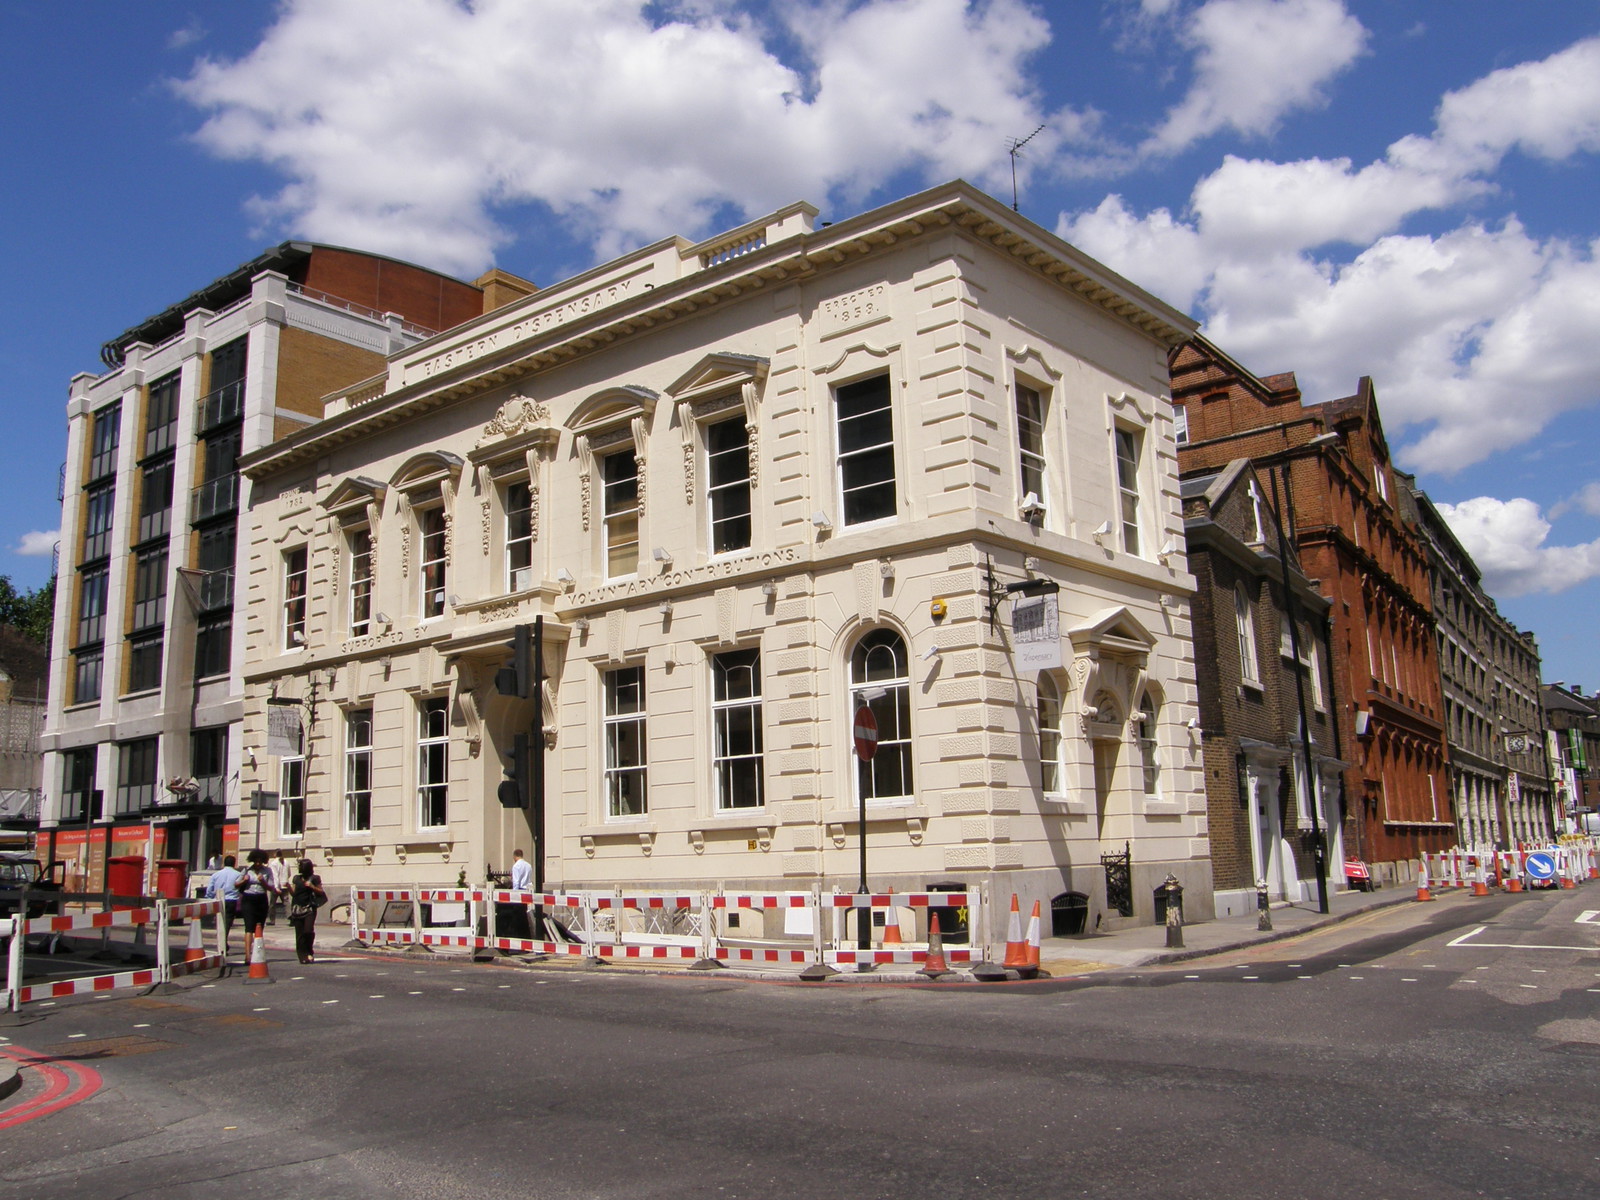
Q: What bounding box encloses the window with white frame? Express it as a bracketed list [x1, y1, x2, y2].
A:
[604, 666, 647, 817]
[707, 417, 752, 554]
[419, 507, 447, 617]
[283, 547, 308, 647]
[344, 708, 373, 834]
[1137, 693, 1161, 799]
[1235, 584, 1261, 687]
[505, 480, 534, 591]
[1037, 673, 1064, 794]
[1173, 404, 1189, 446]
[601, 449, 640, 578]
[417, 697, 448, 830]
[279, 754, 305, 838]
[713, 649, 763, 810]
[835, 374, 896, 526]
[1114, 426, 1143, 555]
[851, 628, 913, 804]
[347, 528, 373, 637]
[1016, 383, 1047, 520]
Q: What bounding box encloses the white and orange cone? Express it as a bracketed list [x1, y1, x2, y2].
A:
[1021, 900, 1042, 977]
[1471, 859, 1490, 897]
[184, 917, 206, 963]
[1001, 894, 1028, 968]
[244, 924, 274, 984]
[1415, 862, 1435, 902]
[918, 912, 951, 978]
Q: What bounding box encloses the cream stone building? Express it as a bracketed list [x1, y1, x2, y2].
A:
[239, 181, 1210, 936]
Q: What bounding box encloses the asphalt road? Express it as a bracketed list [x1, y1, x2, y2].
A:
[3, 888, 1598, 1200]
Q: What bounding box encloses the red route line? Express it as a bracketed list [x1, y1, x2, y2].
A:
[0, 1047, 103, 1130]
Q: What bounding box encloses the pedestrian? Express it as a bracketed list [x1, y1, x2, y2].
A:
[285, 858, 327, 963]
[204, 854, 242, 953]
[267, 850, 292, 924]
[510, 848, 533, 892]
[237, 849, 274, 939]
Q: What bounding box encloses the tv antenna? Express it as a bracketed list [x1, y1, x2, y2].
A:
[1008, 124, 1046, 212]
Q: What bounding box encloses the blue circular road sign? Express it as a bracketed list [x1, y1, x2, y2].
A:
[1524, 852, 1557, 880]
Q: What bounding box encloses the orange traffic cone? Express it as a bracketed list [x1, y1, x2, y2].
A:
[184, 917, 206, 963]
[245, 924, 274, 985]
[1471, 859, 1490, 897]
[882, 905, 903, 946]
[919, 912, 951, 978]
[1021, 900, 1042, 976]
[1415, 863, 1434, 902]
[1001, 894, 1028, 968]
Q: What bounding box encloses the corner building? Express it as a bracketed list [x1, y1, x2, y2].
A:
[1172, 339, 1450, 879]
[241, 182, 1212, 938]
[39, 244, 489, 888]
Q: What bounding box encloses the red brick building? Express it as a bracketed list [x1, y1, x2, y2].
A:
[1172, 338, 1450, 876]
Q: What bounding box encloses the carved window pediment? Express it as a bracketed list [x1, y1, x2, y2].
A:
[392, 451, 465, 502]
[667, 353, 768, 421]
[322, 476, 386, 522]
[472, 394, 559, 472]
[567, 386, 658, 439]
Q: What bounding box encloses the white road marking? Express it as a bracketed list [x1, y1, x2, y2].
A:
[133, 1023, 150, 1028]
[408, 990, 423, 995]
[1519, 984, 1538, 989]
[322, 1000, 339, 1005]
[1575, 910, 1600, 925]
[1402, 978, 1418, 982]
[252, 1008, 270, 1012]
[67, 1033, 86, 1039]
[1447, 926, 1600, 952]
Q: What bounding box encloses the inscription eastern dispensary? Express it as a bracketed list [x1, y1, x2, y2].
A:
[413, 278, 638, 380]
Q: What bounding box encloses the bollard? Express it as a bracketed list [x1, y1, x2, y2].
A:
[1164, 875, 1184, 949]
[1256, 878, 1273, 932]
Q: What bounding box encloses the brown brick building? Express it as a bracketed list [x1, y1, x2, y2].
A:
[1181, 460, 1342, 914]
[1172, 338, 1450, 876]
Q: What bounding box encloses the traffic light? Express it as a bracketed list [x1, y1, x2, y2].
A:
[498, 731, 529, 809]
[496, 623, 533, 698]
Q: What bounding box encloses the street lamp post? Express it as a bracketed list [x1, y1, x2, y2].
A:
[852, 699, 880, 972]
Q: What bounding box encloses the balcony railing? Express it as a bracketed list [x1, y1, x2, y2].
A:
[191, 473, 239, 524]
[0, 788, 41, 827]
[196, 379, 244, 435]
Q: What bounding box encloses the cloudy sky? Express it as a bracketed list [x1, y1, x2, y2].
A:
[3, 0, 1598, 685]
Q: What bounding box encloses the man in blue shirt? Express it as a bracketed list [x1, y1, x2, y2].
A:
[205, 854, 242, 953]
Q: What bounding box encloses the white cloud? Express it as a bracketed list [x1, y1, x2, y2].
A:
[1143, 0, 1368, 155]
[1435, 497, 1600, 597]
[14, 531, 58, 558]
[1550, 482, 1600, 521]
[1060, 35, 1600, 474]
[176, 0, 1080, 275]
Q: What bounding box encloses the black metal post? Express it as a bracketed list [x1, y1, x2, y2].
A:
[1271, 466, 1329, 914]
[857, 771, 871, 971]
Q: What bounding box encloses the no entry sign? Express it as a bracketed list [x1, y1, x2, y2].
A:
[853, 705, 879, 761]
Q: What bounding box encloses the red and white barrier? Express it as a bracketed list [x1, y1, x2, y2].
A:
[342, 885, 989, 970]
[5, 897, 228, 1014]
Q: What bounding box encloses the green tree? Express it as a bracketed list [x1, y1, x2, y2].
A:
[0, 574, 55, 648]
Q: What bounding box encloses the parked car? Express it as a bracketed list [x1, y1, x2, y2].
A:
[0, 852, 66, 922]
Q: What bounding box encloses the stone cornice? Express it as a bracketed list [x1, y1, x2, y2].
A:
[241, 181, 1197, 482]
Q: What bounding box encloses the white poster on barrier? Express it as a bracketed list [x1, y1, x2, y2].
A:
[1011, 593, 1062, 671]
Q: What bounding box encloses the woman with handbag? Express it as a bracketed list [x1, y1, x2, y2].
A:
[286, 858, 327, 963]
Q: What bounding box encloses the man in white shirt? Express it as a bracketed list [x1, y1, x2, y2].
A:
[268, 850, 292, 924]
[509, 848, 533, 892]
[204, 855, 243, 954]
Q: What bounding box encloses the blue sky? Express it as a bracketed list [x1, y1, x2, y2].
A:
[4, 0, 1598, 687]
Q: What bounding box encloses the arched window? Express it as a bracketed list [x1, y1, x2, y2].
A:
[1037, 674, 1063, 794]
[1137, 692, 1160, 799]
[850, 629, 912, 804]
